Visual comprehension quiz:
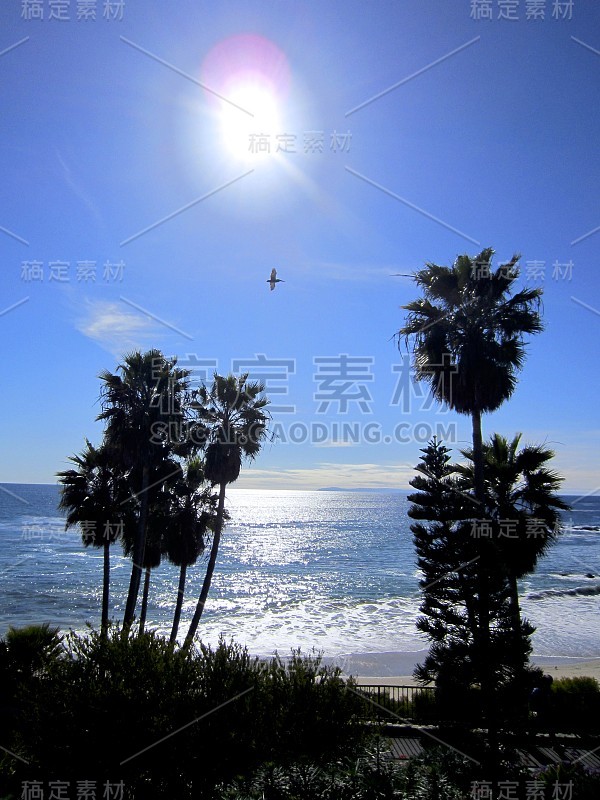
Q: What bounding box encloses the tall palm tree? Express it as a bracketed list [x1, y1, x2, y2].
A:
[97, 350, 194, 628]
[398, 249, 543, 502]
[184, 374, 270, 648]
[118, 457, 184, 634]
[397, 248, 543, 743]
[138, 538, 162, 635]
[164, 458, 218, 643]
[459, 433, 569, 664]
[58, 440, 134, 634]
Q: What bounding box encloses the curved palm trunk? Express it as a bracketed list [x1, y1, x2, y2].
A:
[139, 566, 152, 634]
[184, 482, 226, 649]
[472, 408, 497, 777]
[123, 464, 150, 627]
[170, 563, 187, 644]
[101, 539, 110, 637]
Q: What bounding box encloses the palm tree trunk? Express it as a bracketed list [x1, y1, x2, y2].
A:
[123, 463, 150, 627]
[472, 408, 497, 780]
[471, 408, 485, 502]
[471, 408, 490, 667]
[139, 566, 151, 635]
[170, 563, 187, 644]
[101, 539, 110, 638]
[184, 481, 226, 649]
[509, 572, 524, 674]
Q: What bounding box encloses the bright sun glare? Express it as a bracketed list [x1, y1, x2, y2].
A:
[220, 82, 282, 161]
[199, 34, 290, 165]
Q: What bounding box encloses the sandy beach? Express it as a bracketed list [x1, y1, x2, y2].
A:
[336, 651, 600, 686]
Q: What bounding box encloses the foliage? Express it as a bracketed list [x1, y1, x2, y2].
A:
[398, 249, 545, 741]
[0, 628, 362, 799]
[58, 440, 137, 632]
[549, 676, 600, 733]
[97, 349, 198, 626]
[458, 432, 569, 583]
[58, 353, 258, 639]
[193, 372, 271, 487]
[58, 440, 135, 548]
[397, 249, 543, 417]
[217, 747, 475, 800]
[0, 623, 62, 680]
[408, 438, 519, 697]
[409, 433, 569, 726]
[533, 762, 600, 800]
[185, 373, 271, 645]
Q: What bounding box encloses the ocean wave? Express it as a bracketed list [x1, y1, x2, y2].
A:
[569, 525, 600, 532]
[528, 584, 600, 600]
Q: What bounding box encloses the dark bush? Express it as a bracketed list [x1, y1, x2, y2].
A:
[550, 676, 600, 732]
[217, 745, 474, 799]
[0, 627, 364, 799]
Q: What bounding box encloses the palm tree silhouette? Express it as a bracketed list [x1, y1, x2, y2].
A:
[184, 374, 270, 648]
[459, 433, 569, 666]
[97, 350, 193, 628]
[163, 458, 218, 644]
[58, 440, 134, 634]
[398, 249, 543, 500]
[397, 248, 543, 748]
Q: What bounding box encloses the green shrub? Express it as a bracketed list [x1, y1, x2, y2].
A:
[0, 627, 364, 799]
[217, 746, 474, 799]
[534, 761, 600, 800]
[550, 675, 600, 732]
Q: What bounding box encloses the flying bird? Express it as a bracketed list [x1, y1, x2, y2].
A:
[268, 268, 284, 291]
[390, 273, 413, 277]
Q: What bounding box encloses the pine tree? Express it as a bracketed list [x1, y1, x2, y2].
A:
[409, 438, 529, 704]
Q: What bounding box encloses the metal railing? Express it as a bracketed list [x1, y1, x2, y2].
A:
[353, 684, 436, 723]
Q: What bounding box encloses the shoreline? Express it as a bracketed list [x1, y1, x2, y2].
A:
[325, 650, 600, 685]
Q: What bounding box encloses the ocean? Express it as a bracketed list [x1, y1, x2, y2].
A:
[1, 484, 599, 669]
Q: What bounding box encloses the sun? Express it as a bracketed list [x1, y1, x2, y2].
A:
[220, 80, 282, 161]
[199, 34, 291, 163]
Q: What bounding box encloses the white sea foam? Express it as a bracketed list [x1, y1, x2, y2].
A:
[1, 486, 599, 661]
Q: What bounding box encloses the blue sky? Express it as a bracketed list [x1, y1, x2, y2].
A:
[1, 0, 598, 492]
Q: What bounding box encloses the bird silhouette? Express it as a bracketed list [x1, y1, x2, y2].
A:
[390, 273, 413, 277]
[268, 268, 284, 291]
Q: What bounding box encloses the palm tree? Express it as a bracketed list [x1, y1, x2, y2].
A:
[408, 438, 480, 687]
[58, 440, 134, 634]
[397, 248, 543, 746]
[164, 458, 218, 643]
[459, 433, 569, 665]
[184, 374, 270, 648]
[118, 457, 184, 635]
[138, 538, 162, 635]
[398, 249, 543, 502]
[97, 350, 194, 628]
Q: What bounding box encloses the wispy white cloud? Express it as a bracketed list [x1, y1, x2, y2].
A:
[76, 299, 163, 356]
[56, 150, 104, 228]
